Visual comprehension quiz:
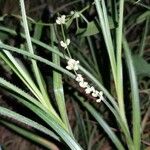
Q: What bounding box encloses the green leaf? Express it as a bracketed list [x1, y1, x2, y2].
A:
[0, 107, 60, 141]
[0, 26, 119, 112]
[94, 0, 117, 88]
[20, 0, 52, 110]
[75, 94, 125, 150]
[32, 22, 52, 108]
[76, 18, 114, 37]
[132, 55, 150, 76]
[0, 76, 64, 125]
[12, 94, 83, 150]
[123, 36, 141, 150]
[51, 24, 72, 135]
[136, 11, 150, 24]
[73, 101, 88, 148]
[0, 120, 59, 150]
[0, 43, 75, 79]
[81, 21, 99, 37]
[76, 27, 86, 35]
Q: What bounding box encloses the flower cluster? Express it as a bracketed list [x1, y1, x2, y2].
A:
[56, 15, 104, 103]
[66, 59, 79, 71]
[75, 74, 104, 103]
[60, 39, 70, 49]
[56, 15, 66, 25]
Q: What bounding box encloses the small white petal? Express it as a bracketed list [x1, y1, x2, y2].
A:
[56, 15, 66, 25]
[92, 90, 99, 97]
[79, 81, 88, 88]
[76, 74, 83, 82]
[96, 98, 102, 103]
[70, 11, 75, 15]
[66, 65, 72, 70]
[73, 65, 79, 71]
[56, 19, 61, 24]
[68, 59, 75, 65]
[90, 86, 95, 92]
[67, 59, 79, 71]
[85, 86, 92, 94]
[66, 39, 70, 45]
[61, 15, 66, 20]
[60, 41, 67, 49]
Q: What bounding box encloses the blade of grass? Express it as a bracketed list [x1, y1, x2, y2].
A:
[20, 0, 52, 110]
[51, 24, 72, 134]
[87, 125, 96, 150]
[95, 0, 117, 88]
[0, 43, 75, 79]
[75, 93, 125, 150]
[116, 0, 128, 126]
[139, 18, 149, 56]
[126, 0, 150, 10]
[11, 94, 83, 150]
[73, 101, 88, 148]
[1, 50, 60, 120]
[0, 120, 59, 150]
[87, 37, 102, 82]
[123, 35, 141, 150]
[0, 107, 60, 141]
[2, 51, 47, 105]
[0, 76, 63, 124]
[32, 22, 51, 106]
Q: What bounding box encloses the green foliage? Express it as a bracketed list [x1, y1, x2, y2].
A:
[0, 0, 149, 149]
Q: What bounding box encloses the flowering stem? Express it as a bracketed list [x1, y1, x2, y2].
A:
[60, 24, 72, 58]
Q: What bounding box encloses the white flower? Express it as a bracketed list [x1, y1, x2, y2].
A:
[96, 98, 102, 103]
[92, 90, 99, 97]
[79, 81, 88, 88]
[90, 86, 95, 92]
[66, 59, 79, 71]
[85, 87, 92, 94]
[76, 74, 83, 82]
[70, 11, 75, 15]
[60, 39, 70, 49]
[96, 91, 104, 103]
[56, 15, 66, 25]
[85, 86, 95, 94]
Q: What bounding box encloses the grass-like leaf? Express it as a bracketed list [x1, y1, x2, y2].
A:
[123, 35, 141, 150]
[51, 25, 72, 134]
[75, 93, 125, 150]
[12, 94, 83, 150]
[0, 120, 59, 150]
[0, 107, 60, 141]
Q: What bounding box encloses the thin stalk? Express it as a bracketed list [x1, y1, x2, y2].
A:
[60, 24, 72, 58]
